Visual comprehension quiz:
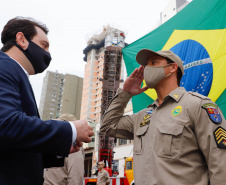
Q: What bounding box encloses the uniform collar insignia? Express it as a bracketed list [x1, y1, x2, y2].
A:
[169, 87, 186, 102]
[173, 94, 179, 98]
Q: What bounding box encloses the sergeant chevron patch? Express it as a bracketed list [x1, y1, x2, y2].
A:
[214, 127, 226, 149]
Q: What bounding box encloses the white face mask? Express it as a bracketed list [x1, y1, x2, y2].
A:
[144, 64, 172, 88]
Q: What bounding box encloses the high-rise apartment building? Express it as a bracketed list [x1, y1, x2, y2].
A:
[160, 0, 189, 24]
[60, 74, 83, 120]
[81, 26, 125, 123]
[152, 0, 190, 29]
[81, 26, 126, 177]
[39, 71, 83, 120]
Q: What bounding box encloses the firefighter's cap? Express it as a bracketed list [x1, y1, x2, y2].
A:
[136, 49, 184, 75]
[57, 113, 77, 121]
[98, 161, 105, 166]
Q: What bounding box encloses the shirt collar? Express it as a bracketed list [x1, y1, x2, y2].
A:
[10, 57, 29, 78]
[147, 87, 186, 108]
[148, 99, 159, 108]
[168, 87, 186, 102]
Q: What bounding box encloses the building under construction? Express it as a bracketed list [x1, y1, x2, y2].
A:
[81, 26, 133, 177]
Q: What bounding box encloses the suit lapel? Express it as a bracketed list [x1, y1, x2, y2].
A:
[15, 64, 40, 118]
[24, 77, 40, 118]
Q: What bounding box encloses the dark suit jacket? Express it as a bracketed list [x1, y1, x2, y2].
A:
[0, 51, 72, 185]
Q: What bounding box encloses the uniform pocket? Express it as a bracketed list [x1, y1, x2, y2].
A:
[133, 126, 149, 155]
[154, 124, 184, 159]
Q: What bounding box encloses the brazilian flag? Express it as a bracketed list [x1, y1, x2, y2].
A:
[122, 0, 226, 117]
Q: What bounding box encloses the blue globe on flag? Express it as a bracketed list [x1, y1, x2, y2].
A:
[170, 40, 213, 96]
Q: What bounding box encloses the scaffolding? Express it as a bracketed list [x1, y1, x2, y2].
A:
[99, 46, 123, 172]
[101, 47, 122, 117]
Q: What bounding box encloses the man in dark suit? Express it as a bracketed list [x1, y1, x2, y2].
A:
[0, 17, 94, 185]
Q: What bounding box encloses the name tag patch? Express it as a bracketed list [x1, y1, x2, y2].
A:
[202, 103, 222, 124]
[143, 114, 151, 120]
[214, 127, 226, 148]
[140, 120, 150, 127]
[143, 109, 153, 121]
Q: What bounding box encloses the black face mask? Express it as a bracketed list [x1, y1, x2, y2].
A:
[14, 40, 52, 74]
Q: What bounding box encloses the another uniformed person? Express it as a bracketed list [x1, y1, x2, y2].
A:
[44, 113, 85, 185]
[97, 161, 110, 185]
[100, 49, 226, 185]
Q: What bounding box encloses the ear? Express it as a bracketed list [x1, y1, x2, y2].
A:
[170, 63, 178, 73]
[15, 32, 29, 50]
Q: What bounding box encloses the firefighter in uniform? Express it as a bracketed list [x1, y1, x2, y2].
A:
[100, 49, 226, 185]
[44, 113, 85, 185]
[97, 161, 110, 185]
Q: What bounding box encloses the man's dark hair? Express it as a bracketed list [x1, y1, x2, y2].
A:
[1, 16, 49, 52]
[166, 58, 182, 86]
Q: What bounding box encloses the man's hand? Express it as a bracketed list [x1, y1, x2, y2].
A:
[123, 65, 149, 95]
[72, 120, 94, 143]
[69, 141, 83, 154]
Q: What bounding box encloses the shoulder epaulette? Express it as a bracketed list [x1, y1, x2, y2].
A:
[188, 91, 210, 100]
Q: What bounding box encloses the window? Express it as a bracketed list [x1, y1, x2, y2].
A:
[126, 161, 132, 170]
[112, 160, 119, 176]
[119, 139, 127, 146]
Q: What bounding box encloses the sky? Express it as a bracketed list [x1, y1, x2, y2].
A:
[0, 0, 176, 107]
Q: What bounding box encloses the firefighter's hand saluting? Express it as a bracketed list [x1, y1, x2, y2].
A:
[123, 65, 148, 96]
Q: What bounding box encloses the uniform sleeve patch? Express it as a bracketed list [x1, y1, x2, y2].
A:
[214, 127, 226, 148]
[202, 103, 222, 124]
